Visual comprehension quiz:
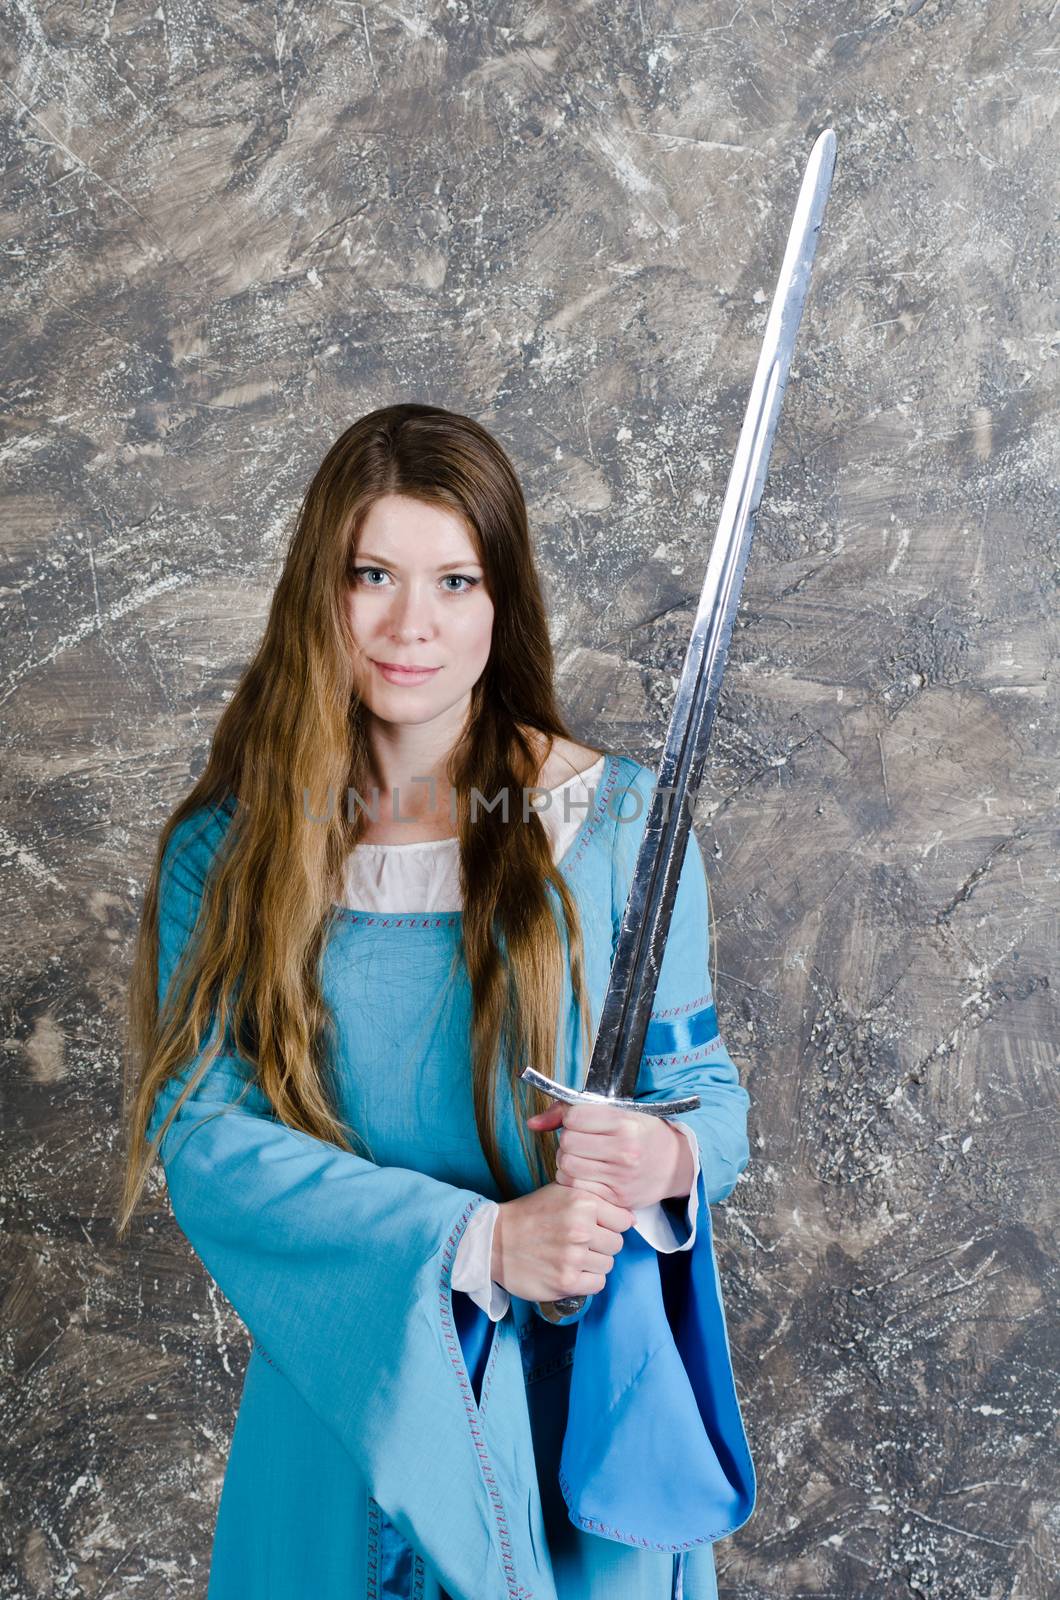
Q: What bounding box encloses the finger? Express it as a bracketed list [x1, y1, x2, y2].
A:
[560, 1102, 641, 1134]
[596, 1197, 637, 1230]
[526, 1103, 566, 1130]
[568, 1174, 622, 1203]
[558, 1149, 625, 1180]
[581, 1247, 618, 1274]
[591, 1225, 626, 1253]
[557, 1128, 629, 1162]
[572, 1270, 609, 1295]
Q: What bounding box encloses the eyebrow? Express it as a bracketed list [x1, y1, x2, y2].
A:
[353, 552, 484, 571]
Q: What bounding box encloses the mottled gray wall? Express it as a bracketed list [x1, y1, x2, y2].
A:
[2, 1, 1056, 1596]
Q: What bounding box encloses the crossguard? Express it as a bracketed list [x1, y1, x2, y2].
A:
[520, 1068, 701, 1323]
[521, 1067, 701, 1118]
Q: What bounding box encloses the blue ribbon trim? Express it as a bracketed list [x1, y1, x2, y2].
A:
[644, 1002, 719, 1059]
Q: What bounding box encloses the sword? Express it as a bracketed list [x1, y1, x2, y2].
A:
[521, 127, 838, 1323]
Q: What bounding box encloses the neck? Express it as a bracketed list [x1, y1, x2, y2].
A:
[364, 699, 469, 823]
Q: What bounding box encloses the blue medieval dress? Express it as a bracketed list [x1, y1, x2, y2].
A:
[147, 752, 756, 1600]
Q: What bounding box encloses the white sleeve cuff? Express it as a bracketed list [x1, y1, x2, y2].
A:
[631, 1121, 702, 1253]
[451, 1200, 510, 1321]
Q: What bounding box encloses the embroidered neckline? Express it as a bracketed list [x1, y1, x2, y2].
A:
[350, 754, 606, 852]
[330, 752, 623, 927]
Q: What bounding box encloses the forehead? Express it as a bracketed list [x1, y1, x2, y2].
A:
[355, 494, 480, 562]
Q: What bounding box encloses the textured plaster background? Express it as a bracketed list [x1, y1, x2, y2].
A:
[1, 2, 1057, 1597]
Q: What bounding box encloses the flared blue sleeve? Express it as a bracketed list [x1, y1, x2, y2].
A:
[554, 760, 756, 1551]
[146, 807, 556, 1600]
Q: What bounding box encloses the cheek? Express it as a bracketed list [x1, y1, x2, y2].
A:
[345, 591, 385, 651]
[465, 594, 494, 660]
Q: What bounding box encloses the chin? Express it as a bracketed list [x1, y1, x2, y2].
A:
[363, 691, 455, 724]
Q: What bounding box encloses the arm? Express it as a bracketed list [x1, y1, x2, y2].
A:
[551, 767, 757, 1537]
[630, 1121, 703, 1251]
[451, 1200, 510, 1320]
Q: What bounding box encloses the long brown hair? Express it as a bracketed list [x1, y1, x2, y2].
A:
[117, 402, 599, 1237]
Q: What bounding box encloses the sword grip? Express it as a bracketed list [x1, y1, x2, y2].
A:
[521, 1068, 701, 1326]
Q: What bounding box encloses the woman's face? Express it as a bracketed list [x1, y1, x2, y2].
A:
[344, 493, 495, 732]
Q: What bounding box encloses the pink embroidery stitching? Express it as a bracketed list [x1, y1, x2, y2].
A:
[366, 1495, 381, 1599]
[557, 1467, 743, 1548]
[366, 1494, 427, 1598]
[337, 912, 462, 930]
[478, 1318, 504, 1413]
[566, 754, 619, 872]
[650, 992, 714, 1020]
[642, 1036, 727, 1067]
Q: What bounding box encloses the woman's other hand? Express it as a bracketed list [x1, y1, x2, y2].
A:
[490, 1184, 634, 1303]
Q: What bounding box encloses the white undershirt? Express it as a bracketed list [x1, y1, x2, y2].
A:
[337, 755, 701, 1319]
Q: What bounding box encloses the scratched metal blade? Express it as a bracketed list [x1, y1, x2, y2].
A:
[582, 128, 837, 1100]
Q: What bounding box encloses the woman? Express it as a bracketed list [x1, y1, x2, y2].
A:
[119, 402, 754, 1599]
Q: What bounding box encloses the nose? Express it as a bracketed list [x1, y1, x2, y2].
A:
[385, 578, 438, 644]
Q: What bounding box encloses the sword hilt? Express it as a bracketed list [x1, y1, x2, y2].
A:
[521, 1067, 701, 1324]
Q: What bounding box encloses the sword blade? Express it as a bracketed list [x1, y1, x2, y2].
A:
[582, 128, 837, 1100]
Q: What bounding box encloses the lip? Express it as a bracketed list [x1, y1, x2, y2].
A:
[371, 660, 442, 684]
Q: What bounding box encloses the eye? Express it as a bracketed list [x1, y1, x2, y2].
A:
[351, 567, 480, 594]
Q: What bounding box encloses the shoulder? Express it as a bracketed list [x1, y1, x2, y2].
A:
[160, 793, 239, 896]
[522, 729, 606, 789]
[605, 753, 657, 816]
[575, 751, 658, 862]
[596, 756, 710, 925]
[603, 756, 656, 859]
[612, 754, 656, 798]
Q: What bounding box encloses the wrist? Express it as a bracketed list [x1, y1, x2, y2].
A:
[490, 1202, 505, 1281]
[661, 1120, 695, 1201]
